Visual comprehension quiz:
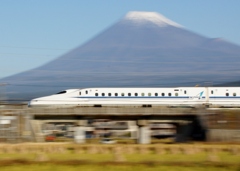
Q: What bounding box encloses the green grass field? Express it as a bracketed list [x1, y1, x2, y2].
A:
[0, 143, 239, 171]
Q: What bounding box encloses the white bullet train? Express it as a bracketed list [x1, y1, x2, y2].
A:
[28, 87, 240, 108]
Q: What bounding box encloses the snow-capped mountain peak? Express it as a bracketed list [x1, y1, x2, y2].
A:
[123, 11, 182, 28]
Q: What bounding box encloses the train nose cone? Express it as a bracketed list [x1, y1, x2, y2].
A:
[28, 99, 39, 107]
[28, 100, 34, 107]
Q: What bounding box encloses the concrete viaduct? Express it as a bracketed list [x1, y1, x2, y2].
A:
[26, 106, 211, 144]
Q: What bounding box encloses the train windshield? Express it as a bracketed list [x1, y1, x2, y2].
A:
[56, 91, 67, 94]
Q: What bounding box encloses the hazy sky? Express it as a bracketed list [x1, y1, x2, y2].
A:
[0, 0, 240, 79]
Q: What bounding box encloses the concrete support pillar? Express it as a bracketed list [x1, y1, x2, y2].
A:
[74, 120, 87, 144]
[137, 120, 151, 144]
[138, 126, 151, 144]
[30, 120, 45, 142]
[74, 127, 86, 143]
[23, 113, 33, 141]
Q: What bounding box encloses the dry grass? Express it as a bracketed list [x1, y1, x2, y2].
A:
[0, 143, 239, 164]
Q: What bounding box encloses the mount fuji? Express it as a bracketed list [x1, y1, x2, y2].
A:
[2, 11, 240, 101]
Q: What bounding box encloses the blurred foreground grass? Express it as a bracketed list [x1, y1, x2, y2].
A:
[0, 143, 239, 171]
[0, 164, 239, 171]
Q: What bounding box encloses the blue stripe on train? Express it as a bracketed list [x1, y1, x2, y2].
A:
[74, 96, 240, 99]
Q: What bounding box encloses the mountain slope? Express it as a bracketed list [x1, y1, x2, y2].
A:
[2, 11, 240, 101]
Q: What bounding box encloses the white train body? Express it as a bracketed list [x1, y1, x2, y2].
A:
[28, 87, 240, 108]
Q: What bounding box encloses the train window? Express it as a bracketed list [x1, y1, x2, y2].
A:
[128, 93, 131, 96]
[161, 93, 165, 96]
[184, 90, 187, 94]
[135, 93, 138, 96]
[211, 90, 214, 94]
[79, 92, 81, 95]
[121, 93, 124, 96]
[233, 93, 236, 96]
[175, 93, 178, 96]
[226, 93, 229, 96]
[115, 93, 118, 96]
[56, 91, 67, 94]
[86, 91, 88, 94]
[102, 93, 105, 96]
[141, 93, 145, 96]
[168, 93, 171, 96]
[148, 93, 151, 96]
[108, 93, 111, 96]
[95, 93, 98, 96]
[155, 93, 158, 96]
